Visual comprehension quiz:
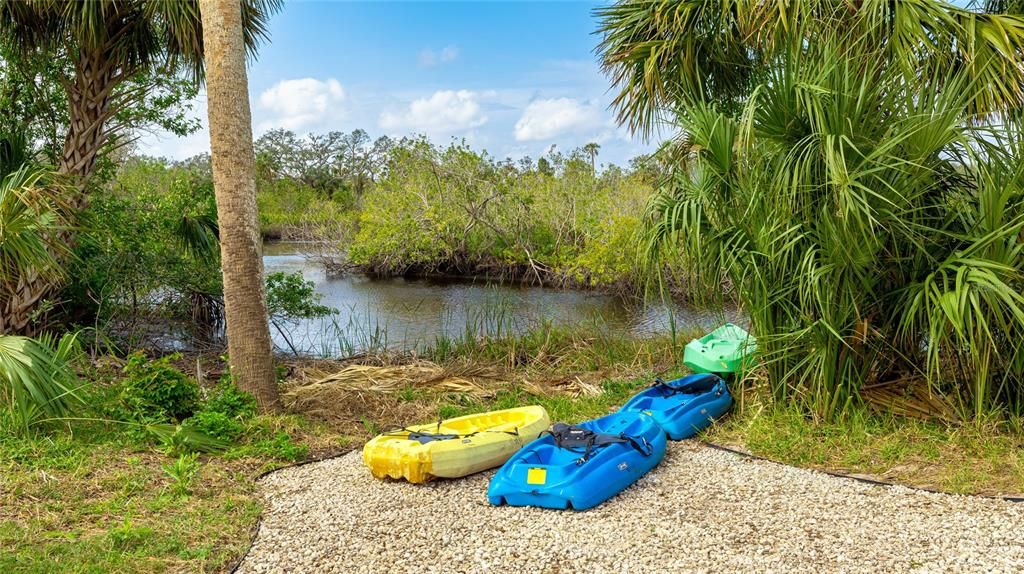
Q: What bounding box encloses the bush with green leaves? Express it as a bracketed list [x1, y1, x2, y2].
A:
[183, 381, 258, 442]
[67, 156, 222, 345]
[183, 410, 243, 443]
[265, 271, 336, 355]
[200, 380, 258, 420]
[349, 138, 654, 289]
[266, 272, 335, 322]
[119, 352, 199, 423]
[600, 1, 1024, 419]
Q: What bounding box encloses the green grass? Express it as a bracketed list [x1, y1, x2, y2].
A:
[418, 319, 696, 375]
[0, 415, 346, 573]
[707, 403, 1024, 495]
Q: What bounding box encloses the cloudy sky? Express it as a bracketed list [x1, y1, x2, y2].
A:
[137, 1, 657, 168]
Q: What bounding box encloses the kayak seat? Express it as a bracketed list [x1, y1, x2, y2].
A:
[657, 372, 720, 394]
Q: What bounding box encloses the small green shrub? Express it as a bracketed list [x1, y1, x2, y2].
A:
[226, 431, 308, 462]
[162, 453, 201, 497]
[108, 518, 156, 551]
[266, 271, 335, 321]
[200, 382, 257, 420]
[120, 352, 199, 422]
[185, 410, 243, 442]
[181, 381, 256, 443]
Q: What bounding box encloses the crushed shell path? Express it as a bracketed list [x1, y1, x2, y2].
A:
[236, 442, 1024, 573]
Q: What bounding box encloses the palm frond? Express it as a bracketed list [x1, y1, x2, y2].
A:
[0, 0, 283, 82]
[0, 333, 82, 434]
[631, 14, 1024, 418]
[0, 165, 70, 290]
[174, 212, 219, 259]
[597, 0, 1024, 135]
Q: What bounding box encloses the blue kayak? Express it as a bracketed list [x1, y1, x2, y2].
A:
[487, 412, 667, 510]
[619, 373, 732, 440]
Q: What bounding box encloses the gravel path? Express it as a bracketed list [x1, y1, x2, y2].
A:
[236, 442, 1024, 573]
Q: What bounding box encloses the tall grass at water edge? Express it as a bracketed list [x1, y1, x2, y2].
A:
[279, 295, 706, 373]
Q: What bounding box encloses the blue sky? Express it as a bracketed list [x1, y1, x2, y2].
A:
[139, 1, 655, 168]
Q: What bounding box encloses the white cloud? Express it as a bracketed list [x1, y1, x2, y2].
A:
[379, 90, 488, 133]
[257, 78, 346, 130]
[418, 45, 460, 67]
[513, 97, 604, 142]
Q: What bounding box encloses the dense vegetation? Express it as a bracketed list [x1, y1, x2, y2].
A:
[599, 0, 1024, 420]
[36, 132, 657, 352]
[5, 1, 1024, 571]
[340, 138, 655, 288]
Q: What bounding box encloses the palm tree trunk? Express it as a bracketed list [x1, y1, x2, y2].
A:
[199, 0, 279, 411]
[0, 270, 46, 335]
[59, 48, 119, 188]
[0, 51, 118, 334]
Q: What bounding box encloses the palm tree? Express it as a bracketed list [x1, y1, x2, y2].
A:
[0, 165, 70, 334]
[198, 0, 278, 412]
[0, 0, 281, 333]
[0, 0, 280, 187]
[0, 130, 72, 334]
[597, 1, 1024, 419]
[582, 142, 600, 173]
[597, 1, 1024, 136]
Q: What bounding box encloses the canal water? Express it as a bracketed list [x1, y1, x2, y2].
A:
[263, 242, 737, 356]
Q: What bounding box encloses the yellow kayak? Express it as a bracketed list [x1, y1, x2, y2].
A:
[362, 406, 550, 483]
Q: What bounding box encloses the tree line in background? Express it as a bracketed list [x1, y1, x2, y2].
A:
[250, 128, 665, 286]
[74, 133, 663, 351]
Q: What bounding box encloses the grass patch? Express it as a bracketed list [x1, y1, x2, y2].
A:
[707, 402, 1024, 496]
[0, 415, 346, 573]
[1, 327, 683, 574]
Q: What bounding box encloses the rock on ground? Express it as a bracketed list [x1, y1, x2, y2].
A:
[236, 442, 1024, 574]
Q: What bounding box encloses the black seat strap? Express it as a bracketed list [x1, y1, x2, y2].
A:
[406, 431, 461, 444]
[546, 423, 653, 464]
[382, 424, 521, 443]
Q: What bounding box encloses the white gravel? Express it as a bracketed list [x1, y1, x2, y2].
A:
[236, 442, 1024, 573]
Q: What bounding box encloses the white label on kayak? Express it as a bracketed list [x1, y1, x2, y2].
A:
[462, 438, 471, 443]
[618, 462, 629, 471]
[700, 408, 707, 414]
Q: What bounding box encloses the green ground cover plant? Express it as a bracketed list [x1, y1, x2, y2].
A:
[0, 350, 338, 573]
[708, 402, 1024, 495]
